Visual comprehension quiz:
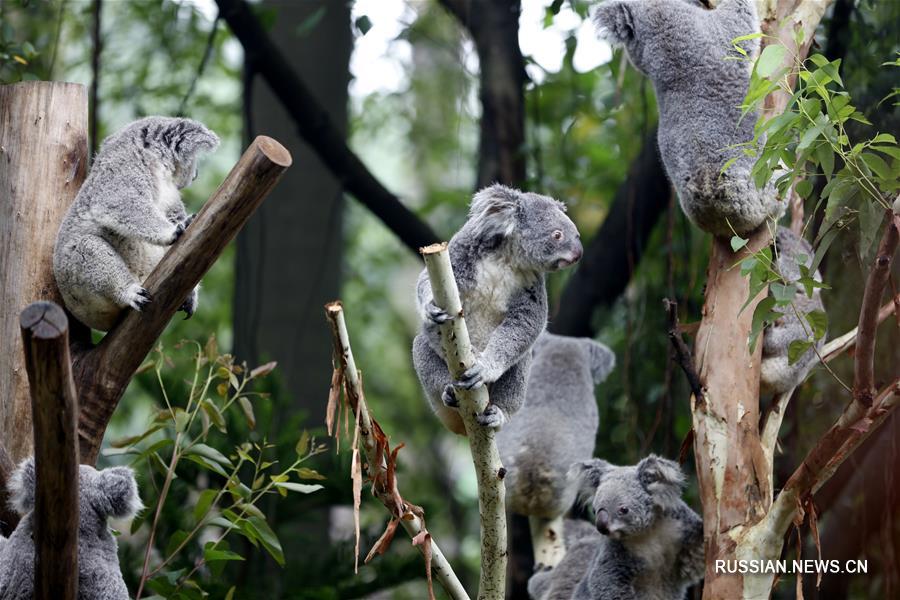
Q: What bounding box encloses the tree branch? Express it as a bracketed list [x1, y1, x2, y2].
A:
[821, 293, 900, 363]
[324, 302, 469, 600]
[21, 301, 79, 600]
[551, 130, 669, 336]
[421, 243, 507, 600]
[73, 136, 291, 464]
[214, 0, 438, 253]
[663, 298, 704, 401]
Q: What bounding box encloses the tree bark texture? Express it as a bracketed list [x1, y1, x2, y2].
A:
[422, 243, 507, 600]
[21, 301, 79, 600]
[0, 81, 88, 464]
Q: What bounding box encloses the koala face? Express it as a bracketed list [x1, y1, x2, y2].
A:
[570, 455, 686, 540]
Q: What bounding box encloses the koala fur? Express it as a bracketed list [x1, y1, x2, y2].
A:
[528, 455, 704, 600]
[497, 332, 615, 518]
[594, 0, 784, 237]
[412, 184, 583, 433]
[54, 116, 220, 331]
[761, 227, 826, 394]
[0, 458, 143, 600]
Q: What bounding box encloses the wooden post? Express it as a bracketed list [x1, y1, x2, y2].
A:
[0, 82, 88, 464]
[21, 301, 80, 600]
[74, 135, 292, 464]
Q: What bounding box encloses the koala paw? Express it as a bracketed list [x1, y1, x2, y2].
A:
[533, 563, 553, 573]
[180, 289, 199, 319]
[170, 221, 187, 244]
[124, 284, 152, 311]
[182, 213, 197, 229]
[441, 384, 460, 408]
[456, 362, 484, 390]
[424, 301, 453, 325]
[476, 404, 507, 429]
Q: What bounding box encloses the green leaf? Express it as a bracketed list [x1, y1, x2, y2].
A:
[770, 282, 796, 305]
[194, 489, 218, 522]
[110, 424, 163, 448]
[165, 530, 190, 559]
[201, 398, 227, 433]
[870, 145, 900, 160]
[795, 179, 813, 199]
[185, 443, 233, 468]
[274, 482, 324, 494]
[815, 142, 834, 180]
[749, 297, 777, 353]
[805, 310, 828, 341]
[246, 517, 284, 566]
[872, 133, 897, 145]
[858, 199, 885, 259]
[174, 408, 190, 433]
[296, 467, 326, 480]
[756, 44, 787, 78]
[860, 152, 892, 180]
[731, 235, 748, 252]
[203, 545, 245, 563]
[788, 340, 814, 365]
[238, 397, 256, 430]
[185, 455, 229, 478]
[295, 430, 310, 456]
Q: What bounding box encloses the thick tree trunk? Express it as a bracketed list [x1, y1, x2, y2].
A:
[0, 81, 88, 464]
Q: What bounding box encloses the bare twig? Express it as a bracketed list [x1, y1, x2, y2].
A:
[663, 298, 704, 401]
[421, 243, 507, 600]
[324, 301, 469, 600]
[89, 0, 103, 156]
[74, 136, 291, 464]
[177, 16, 220, 117]
[21, 301, 79, 600]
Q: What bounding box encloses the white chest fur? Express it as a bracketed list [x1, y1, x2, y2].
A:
[465, 253, 529, 350]
[155, 167, 182, 214]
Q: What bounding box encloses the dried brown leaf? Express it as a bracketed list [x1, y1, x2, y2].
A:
[364, 517, 400, 564]
[412, 529, 436, 600]
[807, 498, 822, 588]
[351, 448, 363, 573]
[326, 365, 341, 436]
[250, 360, 277, 378]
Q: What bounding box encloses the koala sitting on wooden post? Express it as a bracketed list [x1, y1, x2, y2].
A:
[412, 184, 583, 433]
[594, 0, 783, 237]
[0, 458, 143, 599]
[528, 455, 704, 600]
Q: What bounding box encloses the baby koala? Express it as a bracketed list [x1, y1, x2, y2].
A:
[594, 0, 783, 237]
[497, 332, 615, 519]
[0, 458, 143, 600]
[528, 455, 704, 600]
[761, 227, 826, 394]
[413, 184, 583, 433]
[54, 116, 219, 331]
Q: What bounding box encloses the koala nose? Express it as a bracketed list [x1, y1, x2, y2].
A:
[596, 508, 610, 535]
[571, 244, 583, 263]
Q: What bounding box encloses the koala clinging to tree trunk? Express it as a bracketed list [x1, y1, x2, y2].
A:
[528, 455, 704, 600]
[0, 458, 143, 600]
[412, 184, 583, 433]
[594, 0, 784, 237]
[496, 332, 615, 564]
[54, 116, 219, 331]
[761, 227, 827, 394]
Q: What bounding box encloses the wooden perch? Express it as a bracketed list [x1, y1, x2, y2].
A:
[74, 135, 291, 464]
[324, 302, 469, 600]
[421, 243, 507, 600]
[214, 0, 437, 254]
[21, 301, 79, 600]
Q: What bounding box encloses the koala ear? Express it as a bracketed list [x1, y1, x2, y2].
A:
[567, 458, 611, 505]
[8, 457, 36, 516]
[91, 466, 143, 519]
[637, 455, 685, 504]
[469, 184, 520, 238]
[593, 1, 636, 44]
[586, 339, 616, 384]
[168, 119, 220, 159]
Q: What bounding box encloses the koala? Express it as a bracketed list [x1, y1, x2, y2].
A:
[594, 0, 783, 237]
[412, 184, 583, 433]
[497, 332, 615, 519]
[760, 227, 826, 394]
[54, 116, 220, 331]
[528, 455, 704, 600]
[0, 458, 143, 600]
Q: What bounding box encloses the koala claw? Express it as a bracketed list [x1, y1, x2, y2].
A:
[534, 563, 553, 573]
[456, 363, 484, 390]
[183, 213, 197, 229]
[476, 404, 507, 429]
[441, 385, 460, 408]
[124, 285, 152, 311]
[180, 299, 195, 319]
[171, 221, 187, 244]
[425, 301, 453, 325]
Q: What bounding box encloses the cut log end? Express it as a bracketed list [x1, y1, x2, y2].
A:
[20, 301, 69, 340]
[253, 135, 292, 167]
[420, 242, 448, 255]
[325, 300, 344, 314]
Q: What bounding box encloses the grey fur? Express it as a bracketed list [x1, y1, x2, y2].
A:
[497, 332, 615, 518]
[529, 455, 704, 600]
[53, 116, 219, 331]
[761, 227, 826, 394]
[593, 0, 784, 236]
[0, 458, 143, 600]
[412, 185, 583, 433]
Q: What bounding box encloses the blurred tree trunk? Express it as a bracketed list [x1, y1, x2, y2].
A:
[234, 0, 350, 589]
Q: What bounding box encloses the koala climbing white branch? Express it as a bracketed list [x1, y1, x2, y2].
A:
[421, 243, 508, 600]
[324, 302, 469, 600]
[74, 135, 291, 465]
[20, 301, 80, 600]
